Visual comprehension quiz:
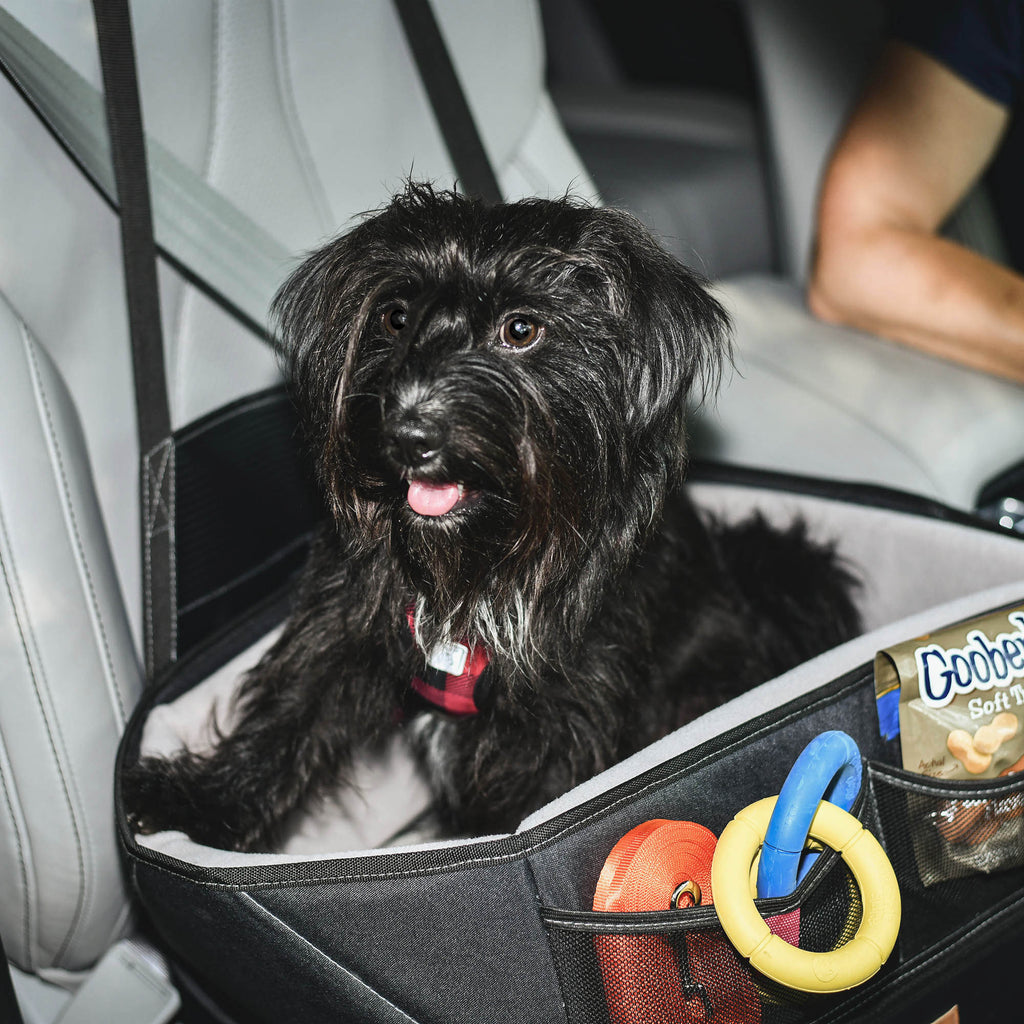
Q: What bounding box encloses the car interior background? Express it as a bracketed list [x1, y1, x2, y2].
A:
[1, 1, 1023, 1022]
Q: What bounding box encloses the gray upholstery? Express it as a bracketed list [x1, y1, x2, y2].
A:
[543, 0, 774, 278]
[700, 276, 1024, 510]
[738, 0, 884, 282]
[545, 0, 1023, 507]
[554, 85, 773, 277]
[0, 0, 595, 997]
[0, 296, 137, 976]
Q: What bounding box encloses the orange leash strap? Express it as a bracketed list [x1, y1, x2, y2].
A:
[593, 820, 761, 1024]
[594, 819, 717, 912]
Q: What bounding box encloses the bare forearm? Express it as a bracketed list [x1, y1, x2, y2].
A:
[810, 224, 1024, 384]
[808, 42, 1023, 383]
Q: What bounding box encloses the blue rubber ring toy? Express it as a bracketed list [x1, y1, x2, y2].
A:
[756, 731, 862, 899]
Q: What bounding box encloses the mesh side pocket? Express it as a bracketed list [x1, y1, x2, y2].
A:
[868, 762, 1024, 958]
[546, 923, 759, 1024]
[542, 854, 865, 1024]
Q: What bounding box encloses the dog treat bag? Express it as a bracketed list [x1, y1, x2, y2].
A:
[874, 603, 1024, 780]
[875, 604, 1024, 886]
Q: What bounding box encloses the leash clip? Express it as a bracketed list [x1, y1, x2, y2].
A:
[670, 879, 702, 909]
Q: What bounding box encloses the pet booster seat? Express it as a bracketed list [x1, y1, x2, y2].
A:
[118, 469, 1024, 1024]
[5, 3, 1024, 1023]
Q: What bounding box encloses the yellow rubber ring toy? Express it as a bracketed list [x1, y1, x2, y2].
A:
[711, 796, 901, 993]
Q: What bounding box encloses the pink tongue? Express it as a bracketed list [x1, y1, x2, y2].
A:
[407, 481, 461, 516]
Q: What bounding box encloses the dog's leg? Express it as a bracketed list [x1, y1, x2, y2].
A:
[123, 539, 407, 851]
[125, 678, 361, 852]
[123, 632, 401, 851]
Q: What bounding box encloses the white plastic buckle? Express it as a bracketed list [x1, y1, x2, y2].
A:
[55, 940, 179, 1024]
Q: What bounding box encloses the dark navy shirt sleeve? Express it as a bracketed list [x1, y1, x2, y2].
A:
[889, 0, 1024, 107]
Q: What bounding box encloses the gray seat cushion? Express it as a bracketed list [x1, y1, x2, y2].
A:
[698, 275, 1024, 508]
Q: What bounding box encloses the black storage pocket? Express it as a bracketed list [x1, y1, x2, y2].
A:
[867, 761, 1024, 960]
[540, 842, 879, 1024]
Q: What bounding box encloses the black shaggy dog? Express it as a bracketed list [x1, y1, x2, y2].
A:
[125, 184, 860, 851]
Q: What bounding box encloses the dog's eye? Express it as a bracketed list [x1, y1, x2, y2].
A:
[383, 305, 408, 336]
[500, 315, 544, 349]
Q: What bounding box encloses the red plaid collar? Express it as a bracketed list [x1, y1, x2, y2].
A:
[406, 607, 490, 716]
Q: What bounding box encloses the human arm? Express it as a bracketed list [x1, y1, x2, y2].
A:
[808, 41, 1024, 384]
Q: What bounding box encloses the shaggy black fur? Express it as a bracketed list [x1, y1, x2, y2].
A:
[124, 184, 860, 851]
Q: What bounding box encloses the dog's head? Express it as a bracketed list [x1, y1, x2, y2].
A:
[274, 183, 729, 660]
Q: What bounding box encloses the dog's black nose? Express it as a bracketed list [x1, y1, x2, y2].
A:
[384, 415, 447, 468]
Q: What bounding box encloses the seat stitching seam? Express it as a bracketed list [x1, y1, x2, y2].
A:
[17, 325, 92, 962]
[171, 0, 225, 424]
[0, 498, 87, 965]
[270, 0, 334, 232]
[21, 324, 128, 722]
[0, 763, 31, 967]
[142, 439, 176, 674]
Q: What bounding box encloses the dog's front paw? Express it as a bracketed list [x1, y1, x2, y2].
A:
[121, 753, 276, 852]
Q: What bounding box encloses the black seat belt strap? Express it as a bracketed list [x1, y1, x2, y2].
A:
[91, 0, 175, 679]
[392, 0, 503, 204]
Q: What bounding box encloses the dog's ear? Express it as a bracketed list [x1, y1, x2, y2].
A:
[577, 207, 732, 421]
[270, 182, 460, 438]
[269, 215, 400, 521]
[275, 204, 409, 415]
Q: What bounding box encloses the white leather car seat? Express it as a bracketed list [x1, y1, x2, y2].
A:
[0, 2, 596, 1018]
[541, 0, 775, 279]
[699, 0, 1024, 511]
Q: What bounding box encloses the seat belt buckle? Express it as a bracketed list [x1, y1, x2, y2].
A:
[54, 940, 179, 1024]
